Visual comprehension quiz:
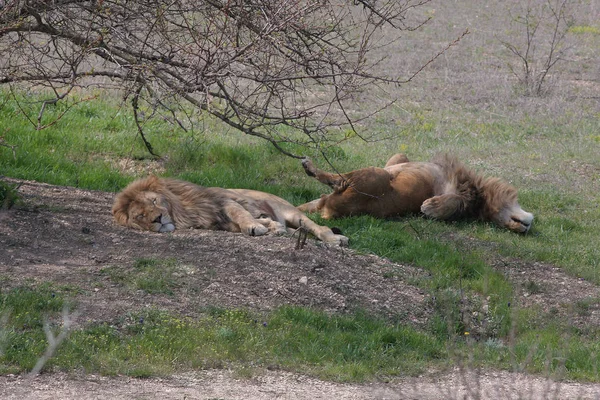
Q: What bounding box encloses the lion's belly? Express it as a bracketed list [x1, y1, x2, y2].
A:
[320, 181, 432, 219]
[363, 188, 431, 218]
[320, 162, 439, 219]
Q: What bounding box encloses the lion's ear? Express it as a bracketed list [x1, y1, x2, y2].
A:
[143, 175, 164, 192]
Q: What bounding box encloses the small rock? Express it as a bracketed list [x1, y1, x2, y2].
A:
[299, 276, 308, 285]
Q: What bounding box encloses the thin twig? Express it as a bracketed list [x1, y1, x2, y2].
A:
[27, 307, 79, 378]
[294, 220, 309, 250]
[0, 134, 17, 160]
[131, 85, 160, 158]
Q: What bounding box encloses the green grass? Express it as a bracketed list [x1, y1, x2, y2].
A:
[0, 289, 444, 381]
[0, 180, 20, 209]
[0, 285, 70, 373]
[2, 287, 599, 381]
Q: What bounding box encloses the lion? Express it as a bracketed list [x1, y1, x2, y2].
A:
[298, 153, 534, 233]
[112, 176, 348, 245]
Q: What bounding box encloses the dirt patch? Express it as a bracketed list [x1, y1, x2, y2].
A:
[1, 369, 600, 400]
[494, 260, 600, 329]
[2, 178, 600, 399]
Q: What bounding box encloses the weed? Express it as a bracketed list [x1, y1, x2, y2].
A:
[0, 180, 20, 209]
[101, 258, 180, 295]
[523, 280, 544, 295]
[568, 25, 600, 35]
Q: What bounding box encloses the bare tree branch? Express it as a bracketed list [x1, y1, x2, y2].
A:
[131, 83, 160, 158]
[0, 0, 460, 156]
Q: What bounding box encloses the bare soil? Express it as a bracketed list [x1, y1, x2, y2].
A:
[2, 369, 600, 400]
[1, 179, 600, 399]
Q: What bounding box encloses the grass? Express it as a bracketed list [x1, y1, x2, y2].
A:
[2, 285, 598, 381]
[0, 288, 444, 381]
[0, 180, 20, 209]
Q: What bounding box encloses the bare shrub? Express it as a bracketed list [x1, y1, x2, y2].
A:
[498, 0, 577, 97]
[0, 0, 460, 157]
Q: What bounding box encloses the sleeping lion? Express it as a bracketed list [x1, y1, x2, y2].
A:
[112, 176, 348, 245]
[299, 153, 534, 233]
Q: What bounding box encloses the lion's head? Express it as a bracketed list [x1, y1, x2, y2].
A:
[492, 203, 534, 233]
[480, 177, 534, 233]
[112, 177, 176, 233]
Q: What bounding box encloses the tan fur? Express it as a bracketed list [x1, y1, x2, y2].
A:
[299, 154, 533, 233]
[113, 176, 348, 245]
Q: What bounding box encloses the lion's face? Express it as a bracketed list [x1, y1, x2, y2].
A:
[494, 204, 534, 233]
[121, 191, 175, 233]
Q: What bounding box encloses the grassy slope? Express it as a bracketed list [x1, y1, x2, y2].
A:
[1, 0, 600, 382]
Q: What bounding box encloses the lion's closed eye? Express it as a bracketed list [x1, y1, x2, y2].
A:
[136, 214, 145, 220]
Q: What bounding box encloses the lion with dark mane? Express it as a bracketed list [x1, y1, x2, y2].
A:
[299, 154, 533, 233]
[113, 176, 348, 245]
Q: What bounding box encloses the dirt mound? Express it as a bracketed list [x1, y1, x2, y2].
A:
[0, 179, 430, 326]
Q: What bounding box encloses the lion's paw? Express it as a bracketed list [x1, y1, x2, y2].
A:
[246, 224, 269, 236]
[270, 224, 288, 236]
[421, 197, 455, 220]
[336, 235, 349, 247]
[323, 234, 349, 247]
[301, 158, 317, 177]
[420, 197, 439, 217]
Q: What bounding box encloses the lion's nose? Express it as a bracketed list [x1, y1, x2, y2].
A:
[153, 214, 162, 223]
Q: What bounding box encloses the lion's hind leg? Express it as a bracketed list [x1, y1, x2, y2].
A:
[384, 153, 410, 167]
[420, 194, 469, 221]
[301, 158, 347, 192]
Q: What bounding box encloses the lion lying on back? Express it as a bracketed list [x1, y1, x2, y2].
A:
[299, 153, 533, 233]
[112, 176, 348, 245]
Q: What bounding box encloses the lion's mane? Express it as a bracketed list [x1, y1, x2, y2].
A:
[112, 176, 235, 231]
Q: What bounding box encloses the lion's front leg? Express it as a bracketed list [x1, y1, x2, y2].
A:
[297, 196, 327, 213]
[222, 201, 269, 236]
[255, 217, 287, 235]
[294, 214, 349, 246]
[421, 194, 468, 220]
